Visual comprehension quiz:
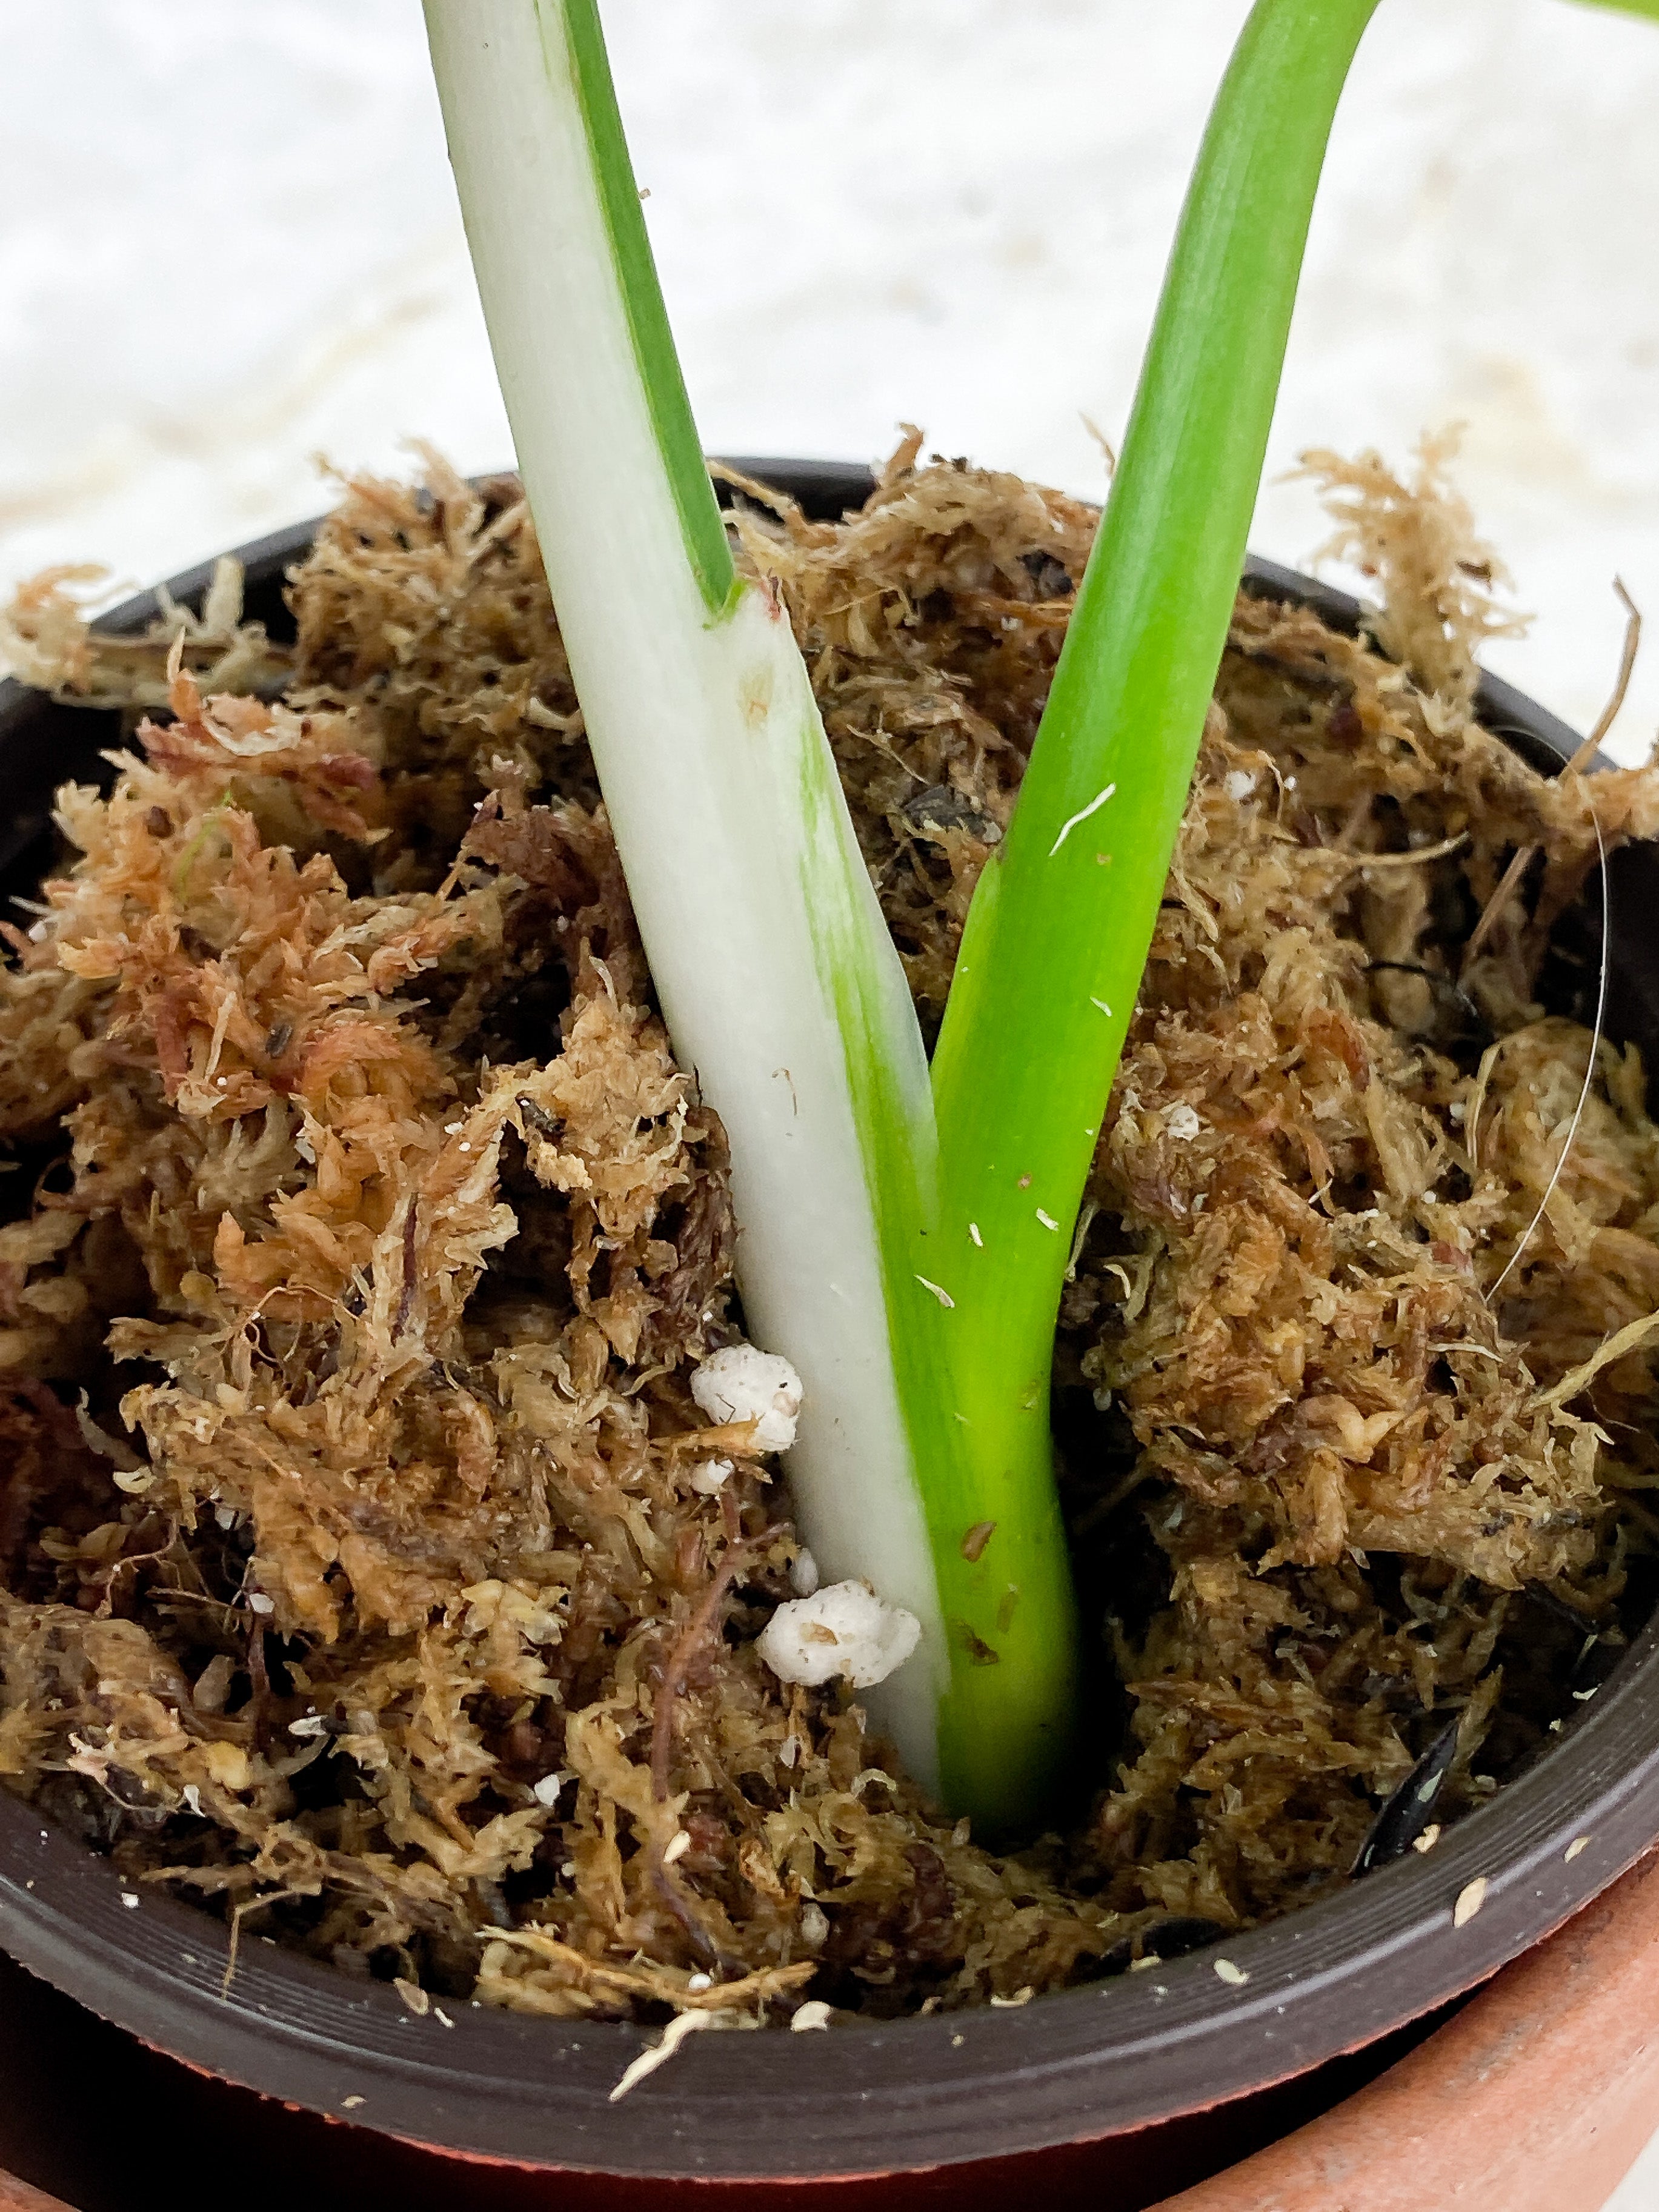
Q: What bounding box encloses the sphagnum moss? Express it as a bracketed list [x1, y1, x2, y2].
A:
[1, 445, 1658, 2016]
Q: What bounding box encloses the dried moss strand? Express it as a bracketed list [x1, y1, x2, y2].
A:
[1487, 794, 1611, 1303]
[650, 1530, 775, 1803]
[1462, 580, 1638, 976]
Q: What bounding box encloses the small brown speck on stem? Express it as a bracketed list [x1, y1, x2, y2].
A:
[960, 1520, 996, 1563]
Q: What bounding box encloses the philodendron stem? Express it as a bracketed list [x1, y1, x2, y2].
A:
[929, 0, 1381, 1530]
[424, 0, 1079, 1825]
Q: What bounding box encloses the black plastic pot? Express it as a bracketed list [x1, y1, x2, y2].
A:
[1, 461, 1658, 2212]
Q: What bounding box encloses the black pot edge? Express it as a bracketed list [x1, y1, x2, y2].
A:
[0, 460, 1655, 2182]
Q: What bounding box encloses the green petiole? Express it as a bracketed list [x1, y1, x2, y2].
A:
[929, 0, 1381, 1587]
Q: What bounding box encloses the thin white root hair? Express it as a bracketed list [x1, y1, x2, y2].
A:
[1486, 790, 1609, 1306]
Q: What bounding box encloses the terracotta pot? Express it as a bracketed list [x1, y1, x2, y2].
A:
[1151, 1847, 1659, 2212]
[2, 461, 1658, 2207]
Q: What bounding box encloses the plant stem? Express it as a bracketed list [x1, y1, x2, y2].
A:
[929, 0, 1381, 1552]
[558, 0, 735, 614]
[424, 0, 1080, 1825]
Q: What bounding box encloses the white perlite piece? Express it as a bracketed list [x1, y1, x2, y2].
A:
[791, 2000, 833, 2032]
[1165, 1103, 1202, 1141]
[789, 1547, 821, 1598]
[688, 1456, 734, 1495]
[691, 1345, 803, 1452]
[1223, 769, 1257, 802]
[757, 1580, 922, 1690]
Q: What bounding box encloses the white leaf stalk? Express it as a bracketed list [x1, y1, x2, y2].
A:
[424, 0, 953, 1787]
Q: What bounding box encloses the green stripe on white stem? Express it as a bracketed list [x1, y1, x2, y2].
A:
[424, 0, 1079, 1822]
[559, 0, 736, 613]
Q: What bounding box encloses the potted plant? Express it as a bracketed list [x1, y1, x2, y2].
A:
[5, 0, 1659, 2204]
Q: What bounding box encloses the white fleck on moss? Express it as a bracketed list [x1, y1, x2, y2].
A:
[1453, 1875, 1488, 1927]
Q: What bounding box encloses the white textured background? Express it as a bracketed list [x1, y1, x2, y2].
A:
[2, 1, 1659, 2200]
[7, 1, 1659, 765]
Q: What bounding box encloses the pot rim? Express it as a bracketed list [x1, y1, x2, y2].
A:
[0, 459, 1654, 2184]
